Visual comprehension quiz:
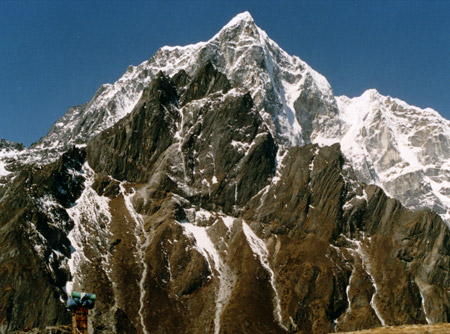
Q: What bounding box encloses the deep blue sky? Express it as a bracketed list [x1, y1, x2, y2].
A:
[1, 0, 449, 146]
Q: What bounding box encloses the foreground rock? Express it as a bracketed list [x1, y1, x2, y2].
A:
[334, 323, 450, 333]
[10, 325, 71, 334]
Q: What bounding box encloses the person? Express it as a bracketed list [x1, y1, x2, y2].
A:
[67, 291, 95, 334]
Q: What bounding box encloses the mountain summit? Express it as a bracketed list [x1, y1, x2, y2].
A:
[219, 10, 255, 27]
[3, 12, 449, 223]
[1, 12, 450, 334]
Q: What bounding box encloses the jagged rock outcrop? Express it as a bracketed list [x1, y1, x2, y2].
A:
[2, 58, 449, 334]
[0, 148, 85, 333]
[87, 72, 180, 182]
[242, 143, 450, 332]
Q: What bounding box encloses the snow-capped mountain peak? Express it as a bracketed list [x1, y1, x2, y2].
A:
[26, 11, 339, 156]
[225, 10, 254, 25]
[2, 11, 450, 223]
[217, 10, 255, 32]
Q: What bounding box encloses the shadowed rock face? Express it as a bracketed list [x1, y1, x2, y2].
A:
[86, 72, 180, 182]
[242, 144, 449, 332]
[1, 64, 449, 334]
[0, 148, 85, 332]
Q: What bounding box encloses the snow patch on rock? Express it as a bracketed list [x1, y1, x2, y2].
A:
[242, 221, 287, 330]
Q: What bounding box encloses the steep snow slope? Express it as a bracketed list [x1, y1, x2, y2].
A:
[337, 90, 450, 222]
[0, 140, 27, 191]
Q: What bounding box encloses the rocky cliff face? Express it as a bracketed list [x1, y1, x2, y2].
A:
[1, 11, 450, 334]
[2, 55, 450, 334]
[0, 148, 85, 332]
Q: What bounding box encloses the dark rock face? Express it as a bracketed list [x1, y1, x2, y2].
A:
[179, 61, 231, 106]
[87, 64, 275, 213]
[86, 72, 179, 182]
[243, 144, 450, 332]
[0, 139, 25, 151]
[0, 148, 85, 333]
[10, 325, 72, 334]
[1, 64, 449, 334]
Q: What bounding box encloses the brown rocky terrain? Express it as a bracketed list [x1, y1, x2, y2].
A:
[1, 59, 449, 334]
[10, 325, 71, 334]
[10, 323, 450, 334]
[334, 323, 450, 333]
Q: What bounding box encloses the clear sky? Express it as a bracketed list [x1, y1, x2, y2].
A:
[1, 0, 449, 146]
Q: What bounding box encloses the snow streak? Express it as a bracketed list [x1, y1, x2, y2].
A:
[242, 222, 287, 330]
[419, 290, 432, 324]
[121, 184, 151, 334]
[343, 236, 386, 326]
[179, 216, 235, 334]
[66, 163, 112, 289]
